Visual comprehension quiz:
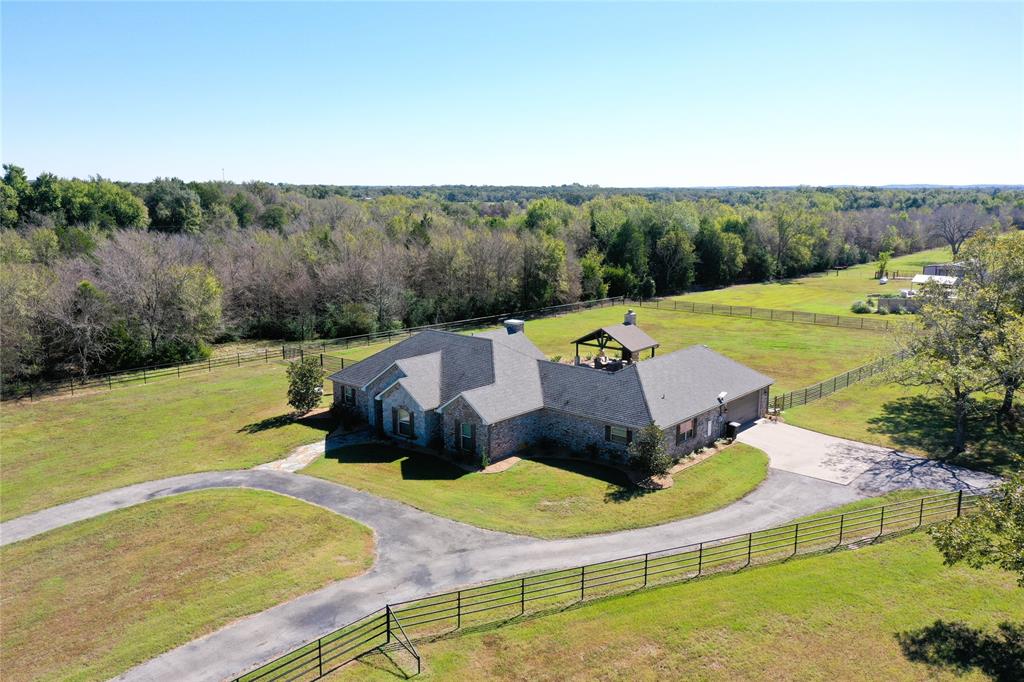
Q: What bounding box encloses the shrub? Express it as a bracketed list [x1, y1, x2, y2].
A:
[480, 449, 490, 469]
[627, 423, 673, 477]
[287, 357, 324, 414]
[877, 307, 889, 315]
[584, 443, 601, 460]
[850, 300, 872, 314]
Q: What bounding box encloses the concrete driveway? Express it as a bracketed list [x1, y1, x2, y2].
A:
[738, 421, 1000, 493]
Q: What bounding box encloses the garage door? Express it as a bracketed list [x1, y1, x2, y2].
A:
[726, 391, 760, 424]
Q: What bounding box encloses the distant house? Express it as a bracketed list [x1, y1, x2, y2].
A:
[923, 262, 965, 277]
[329, 312, 773, 463]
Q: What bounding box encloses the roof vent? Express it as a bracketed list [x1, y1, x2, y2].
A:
[624, 309, 637, 326]
[504, 319, 525, 335]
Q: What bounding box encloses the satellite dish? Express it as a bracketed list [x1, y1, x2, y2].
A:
[717, 391, 728, 403]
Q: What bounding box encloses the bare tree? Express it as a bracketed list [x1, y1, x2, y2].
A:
[930, 205, 988, 257]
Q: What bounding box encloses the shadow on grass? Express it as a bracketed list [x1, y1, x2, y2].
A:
[896, 620, 1024, 682]
[867, 396, 1022, 474]
[523, 457, 652, 503]
[238, 410, 339, 435]
[324, 443, 467, 481]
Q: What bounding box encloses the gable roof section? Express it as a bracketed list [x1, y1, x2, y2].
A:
[538, 362, 652, 426]
[572, 323, 659, 354]
[458, 336, 545, 423]
[391, 352, 442, 409]
[328, 330, 495, 406]
[635, 345, 774, 427]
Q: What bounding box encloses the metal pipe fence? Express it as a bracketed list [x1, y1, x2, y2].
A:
[628, 297, 910, 332]
[233, 489, 983, 681]
[772, 350, 910, 411]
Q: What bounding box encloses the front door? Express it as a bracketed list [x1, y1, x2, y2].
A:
[374, 398, 384, 437]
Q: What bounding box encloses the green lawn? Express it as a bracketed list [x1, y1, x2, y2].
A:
[671, 246, 953, 316]
[303, 442, 768, 538]
[784, 378, 1023, 476]
[0, 489, 375, 682]
[0, 364, 335, 521]
[336, 531, 1023, 681]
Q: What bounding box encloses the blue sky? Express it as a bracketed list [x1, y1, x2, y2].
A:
[3, 2, 1022, 186]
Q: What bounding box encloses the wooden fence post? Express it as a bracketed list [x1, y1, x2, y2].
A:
[956, 490, 963, 517]
[643, 553, 649, 587]
[580, 566, 586, 600]
[792, 523, 799, 556]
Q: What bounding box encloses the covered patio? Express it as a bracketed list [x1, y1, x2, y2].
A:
[572, 318, 659, 370]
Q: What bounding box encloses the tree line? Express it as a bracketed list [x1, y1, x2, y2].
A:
[2, 164, 1022, 389]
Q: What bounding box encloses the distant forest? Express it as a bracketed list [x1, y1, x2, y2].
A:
[2, 164, 1022, 388]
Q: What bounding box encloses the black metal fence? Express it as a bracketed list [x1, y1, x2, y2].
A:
[772, 350, 910, 411]
[2, 297, 626, 402]
[629, 298, 907, 332]
[233, 489, 982, 681]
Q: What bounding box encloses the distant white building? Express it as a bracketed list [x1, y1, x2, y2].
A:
[912, 273, 959, 287]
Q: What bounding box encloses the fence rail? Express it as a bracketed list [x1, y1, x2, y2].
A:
[772, 350, 910, 411]
[628, 298, 908, 332]
[2, 296, 627, 402]
[233, 489, 983, 682]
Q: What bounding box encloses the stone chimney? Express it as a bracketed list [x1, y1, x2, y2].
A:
[624, 309, 637, 326]
[503, 319, 525, 335]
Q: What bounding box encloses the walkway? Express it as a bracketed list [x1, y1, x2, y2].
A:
[0, 422, 999, 682]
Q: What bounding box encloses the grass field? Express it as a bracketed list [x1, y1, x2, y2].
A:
[784, 378, 1023, 476]
[0, 489, 375, 682]
[303, 442, 768, 538]
[671, 246, 953, 316]
[336, 531, 1023, 681]
[0, 364, 336, 520]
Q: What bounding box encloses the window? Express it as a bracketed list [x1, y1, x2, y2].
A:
[676, 419, 695, 444]
[397, 408, 414, 438]
[460, 422, 474, 452]
[343, 386, 356, 406]
[707, 419, 713, 438]
[607, 425, 632, 445]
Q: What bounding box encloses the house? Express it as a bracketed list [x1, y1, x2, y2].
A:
[923, 262, 965, 277]
[329, 312, 773, 463]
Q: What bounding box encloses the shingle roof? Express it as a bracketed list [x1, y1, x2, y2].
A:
[635, 345, 774, 426]
[538, 362, 652, 426]
[572, 323, 659, 353]
[328, 330, 495, 407]
[330, 329, 773, 429]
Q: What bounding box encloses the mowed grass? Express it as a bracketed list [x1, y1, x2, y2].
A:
[0, 489, 375, 682]
[784, 378, 1023, 476]
[304, 443, 768, 538]
[520, 305, 891, 393]
[335, 532, 1023, 682]
[672, 246, 953, 316]
[0, 364, 334, 520]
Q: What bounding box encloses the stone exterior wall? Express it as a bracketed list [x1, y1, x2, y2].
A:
[379, 382, 436, 449]
[442, 396, 487, 461]
[363, 366, 406, 430]
[332, 380, 370, 421]
[665, 406, 725, 458]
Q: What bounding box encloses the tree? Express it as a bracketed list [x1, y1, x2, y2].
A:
[876, 250, 892, 279]
[694, 223, 744, 287]
[579, 249, 608, 300]
[931, 204, 987, 257]
[890, 280, 999, 455]
[286, 357, 324, 414]
[929, 475, 1024, 586]
[957, 230, 1024, 420]
[46, 279, 114, 376]
[145, 178, 202, 233]
[627, 422, 673, 477]
[653, 229, 696, 293]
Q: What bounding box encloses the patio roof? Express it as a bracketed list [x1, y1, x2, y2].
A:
[571, 323, 659, 354]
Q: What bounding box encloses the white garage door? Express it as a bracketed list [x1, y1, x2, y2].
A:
[726, 391, 760, 424]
